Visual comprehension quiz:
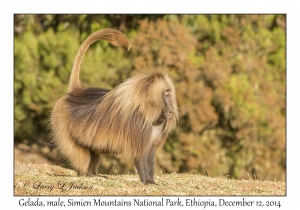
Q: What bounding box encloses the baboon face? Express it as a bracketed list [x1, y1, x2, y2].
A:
[155, 90, 174, 123]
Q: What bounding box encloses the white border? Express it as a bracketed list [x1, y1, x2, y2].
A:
[3, 0, 299, 209]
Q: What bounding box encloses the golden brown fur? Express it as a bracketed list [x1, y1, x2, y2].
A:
[50, 28, 178, 184]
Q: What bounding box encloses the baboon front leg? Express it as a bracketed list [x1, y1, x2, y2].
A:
[134, 154, 148, 184]
[146, 146, 156, 184]
[88, 150, 101, 176]
[134, 146, 156, 185]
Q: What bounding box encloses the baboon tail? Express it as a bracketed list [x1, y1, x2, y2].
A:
[68, 28, 131, 93]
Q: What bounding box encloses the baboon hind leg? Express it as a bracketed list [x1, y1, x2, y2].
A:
[56, 134, 90, 176]
[88, 150, 101, 175]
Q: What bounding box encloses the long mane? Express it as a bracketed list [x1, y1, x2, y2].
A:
[65, 70, 178, 157]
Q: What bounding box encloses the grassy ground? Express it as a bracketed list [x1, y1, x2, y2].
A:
[14, 161, 285, 196]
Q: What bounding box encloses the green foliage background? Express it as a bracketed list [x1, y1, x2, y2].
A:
[14, 14, 286, 181]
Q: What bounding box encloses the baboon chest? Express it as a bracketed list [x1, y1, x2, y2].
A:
[150, 123, 164, 145]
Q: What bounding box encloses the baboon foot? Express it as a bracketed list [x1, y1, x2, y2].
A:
[143, 180, 157, 185]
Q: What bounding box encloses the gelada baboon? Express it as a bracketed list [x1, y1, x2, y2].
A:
[50, 28, 178, 184]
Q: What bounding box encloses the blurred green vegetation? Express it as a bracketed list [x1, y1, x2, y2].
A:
[14, 14, 286, 181]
